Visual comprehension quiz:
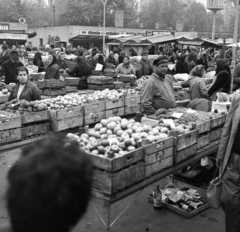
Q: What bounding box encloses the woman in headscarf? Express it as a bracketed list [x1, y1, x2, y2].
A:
[33, 52, 45, 73]
[44, 54, 60, 79]
[208, 59, 231, 100]
[66, 57, 91, 89]
[57, 52, 68, 72]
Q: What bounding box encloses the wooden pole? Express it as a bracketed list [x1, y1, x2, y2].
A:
[232, 0, 239, 63]
[211, 11, 217, 41]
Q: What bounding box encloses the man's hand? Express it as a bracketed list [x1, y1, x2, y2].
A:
[216, 158, 223, 168]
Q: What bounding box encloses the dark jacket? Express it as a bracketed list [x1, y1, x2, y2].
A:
[196, 58, 208, 70]
[0, 50, 10, 65]
[8, 81, 41, 102]
[57, 59, 68, 70]
[175, 60, 187, 74]
[33, 57, 45, 73]
[45, 63, 60, 79]
[66, 61, 91, 77]
[1, 60, 24, 84]
[208, 67, 231, 97]
[233, 62, 240, 91]
[88, 58, 98, 70]
[136, 59, 153, 79]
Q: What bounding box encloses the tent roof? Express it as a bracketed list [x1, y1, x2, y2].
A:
[0, 33, 27, 40]
[178, 37, 221, 48]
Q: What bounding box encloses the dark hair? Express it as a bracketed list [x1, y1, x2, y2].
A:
[202, 53, 207, 59]
[50, 44, 55, 49]
[7, 134, 93, 232]
[92, 51, 99, 57]
[188, 53, 195, 62]
[49, 54, 58, 65]
[10, 50, 19, 57]
[2, 44, 8, 50]
[15, 66, 29, 76]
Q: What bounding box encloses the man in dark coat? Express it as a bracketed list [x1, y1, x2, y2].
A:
[88, 51, 99, 71]
[1, 50, 24, 84]
[0, 44, 10, 65]
[136, 52, 153, 79]
[196, 53, 208, 70]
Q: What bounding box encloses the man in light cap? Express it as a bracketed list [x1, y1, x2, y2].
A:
[142, 56, 176, 115]
[136, 51, 153, 79]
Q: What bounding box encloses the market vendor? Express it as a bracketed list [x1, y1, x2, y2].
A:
[142, 56, 176, 115]
[136, 52, 153, 79]
[208, 60, 231, 100]
[232, 61, 240, 91]
[33, 52, 45, 73]
[57, 52, 69, 72]
[8, 66, 41, 102]
[115, 56, 135, 75]
[88, 51, 99, 70]
[45, 54, 60, 79]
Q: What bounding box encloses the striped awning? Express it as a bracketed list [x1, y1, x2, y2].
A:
[0, 33, 28, 40]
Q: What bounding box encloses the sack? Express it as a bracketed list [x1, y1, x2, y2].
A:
[207, 168, 222, 209]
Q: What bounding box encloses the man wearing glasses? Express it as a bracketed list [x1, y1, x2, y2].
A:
[142, 56, 176, 115]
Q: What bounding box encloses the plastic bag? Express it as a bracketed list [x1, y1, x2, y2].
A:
[173, 73, 189, 82]
[211, 92, 230, 113]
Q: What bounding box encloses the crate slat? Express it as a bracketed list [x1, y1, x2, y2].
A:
[50, 116, 83, 132]
[84, 111, 106, 125]
[176, 129, 199, 151]
[209, 128, 223, 142]
[197, 133, 210, 150]
[174, 143, 197, 164]
[84, 101, 106, 115]
[49, 106, 83, 120]
[0, 128, 21, 144]
[106, 107, 124, 118]
[106, 98, 124, 110]
[21, 123, 50, 138]
[125, 95, 141, 106]
[145, 147, 173, 165]
[21, 111, 50, 124]
[0, 111, 21, 130]
[65, 77, 79, 86]
[211, 115, 226, 129]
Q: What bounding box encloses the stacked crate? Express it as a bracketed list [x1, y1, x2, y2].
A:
[106, 97, 125, 118]
[84, 101, 106, 125]
[21, 111, 50, 140]
[209, 115, 226, 142]
[124, 94, 141, 116]
[65, 77, 79, 93]
[37, 79, 66, 97]
[0, 111, 22, 145]
[87, 76, 114, 90]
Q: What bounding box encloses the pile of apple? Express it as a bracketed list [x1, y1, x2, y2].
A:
[67, 117, 170, 158]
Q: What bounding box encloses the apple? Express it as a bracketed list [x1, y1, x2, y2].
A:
[116, 130, 124, 137]
[94, 123, 103, 131]
[101, 119, 108, 127]
[140, 132, 148, 138]
[132, 133, 141, 141]
[147, 135, 155, 143]
[143, 125, 150, 133]
[111, 145, 119, 153]
[121, 120, 129, 130]
[91, 150, 99, 156]
[107, 121, 117, 130]
[127, 146, 136, 152]
[124, 138, 132, 147]
[160, 127, 169, 134]
[98, 146, 105, 154]
[100, 140, 110, 147]
[113, 126, 121, 134]
[99, 127, 107, 135]
[135, 127, 143, 133]
[121, 132, 130, 140]
[127, 123, 134, 129]
[100, 134, 108, 140]
[152, 128, 159, 135]
[129, 119, 135, 124]
[126, 129, 133, 136]
[81, 133, 89, 139]
[107, 129, 113, 135]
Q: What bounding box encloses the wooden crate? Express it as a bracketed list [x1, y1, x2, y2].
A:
[84, 101, 106, 115]
[65, 77, 79, 86]
[104, 71, 115, 77]
[37, 80, 66, 89]
[175, 130, 199, 151]
[125, 95, 141, 106]
[106, 107, 125, 118]
[106, 98, 124, 110]
[113, 82, 124, 89]
[21, 111, 50, 125]
[92, 162, 145, 194]
[174, 143, 197, 164]
[210, 115, 226, 129]
[66, 86, 78, 93]
[21, 123, 50, 138]
[85, 112, 106, 125]
[125, 104, 141, 115]
[193, 120, 211, 134]
[0, 111, 21, 131]
[92, 70, 102, 75]
[87, 84, 114, 90]
[43, 88, 66, 96]
[118, 75, 131, 83]
[0, 94, 9, 104]
[0, 128, 21, 144]
[145, 147, 173, 178]
[197, 133, 210, 150]
[50, 116, 84, 132]
[87, 76, 113, 84]
[209, 128, 223, 142]
[49, 106, 83, 120]
[89, 148, 144, 172]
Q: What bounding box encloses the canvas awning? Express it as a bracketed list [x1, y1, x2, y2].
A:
[69, 35, 110, 42]
[178, 37, 221, 48]
[0, 33, 28, 40]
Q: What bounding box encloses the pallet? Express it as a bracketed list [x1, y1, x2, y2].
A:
[0, 128, 21, 145]
[65, 77, 79, 86]
[197, 133, 210, 150]
[21, 123, 50, 138]
[21, 111, 50, 125]
[174, 143, 197, 164]
[66, 86, 78, 93]
[175, 130, 199, 151]
[92, 162, 145, 194]
[210, 115, 226, 129]
[0, 111, 21, 131]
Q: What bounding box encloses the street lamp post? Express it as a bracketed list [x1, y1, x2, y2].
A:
[100, 0, 108, 50]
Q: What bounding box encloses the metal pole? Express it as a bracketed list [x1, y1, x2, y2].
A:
[101, 0, 108, 51]
[232, 0, 239, 62]
[211, 11, 217, 41]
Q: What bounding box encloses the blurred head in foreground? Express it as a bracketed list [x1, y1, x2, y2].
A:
[7, 135, 93, 232]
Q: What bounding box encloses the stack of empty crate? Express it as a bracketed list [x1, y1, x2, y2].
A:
[65, 77, 80, 93]
[37, 79, 66, 97]
[87, 76, 114, 90]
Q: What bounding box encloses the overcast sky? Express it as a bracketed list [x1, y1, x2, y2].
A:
[197, 0, 207, 7]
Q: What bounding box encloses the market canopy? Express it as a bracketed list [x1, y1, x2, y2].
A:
[0, 33, 28, 40]
[177, 37, 221, 48]
[69, 35, 110, 42]
[226, 42, 240, 47]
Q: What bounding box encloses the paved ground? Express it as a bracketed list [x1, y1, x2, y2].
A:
[0, 148, 225, 232]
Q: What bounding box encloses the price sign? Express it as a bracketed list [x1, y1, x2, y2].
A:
[207, 0, 224, 11]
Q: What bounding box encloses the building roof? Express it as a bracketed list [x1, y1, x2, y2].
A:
[69, 34, 110, 41]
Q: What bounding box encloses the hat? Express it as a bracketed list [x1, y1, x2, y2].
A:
[153, 56, 168, 66]
[142, 51, 148, 56]
[201, 157, 213, 168]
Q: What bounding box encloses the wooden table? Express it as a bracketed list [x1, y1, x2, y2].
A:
[91, 140, 220, 231]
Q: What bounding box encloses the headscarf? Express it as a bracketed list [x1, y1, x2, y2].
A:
[48, 55, 58, 66]
[190, 65, 204, 78]
[216, 59, 230, 76]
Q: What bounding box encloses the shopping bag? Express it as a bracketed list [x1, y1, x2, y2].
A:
[207, 168, 222, 209]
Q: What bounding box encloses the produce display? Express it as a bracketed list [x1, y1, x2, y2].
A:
[147, 107, 226, 134]
[67, 117, 170, 158]
[0, 82, 15, 95]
